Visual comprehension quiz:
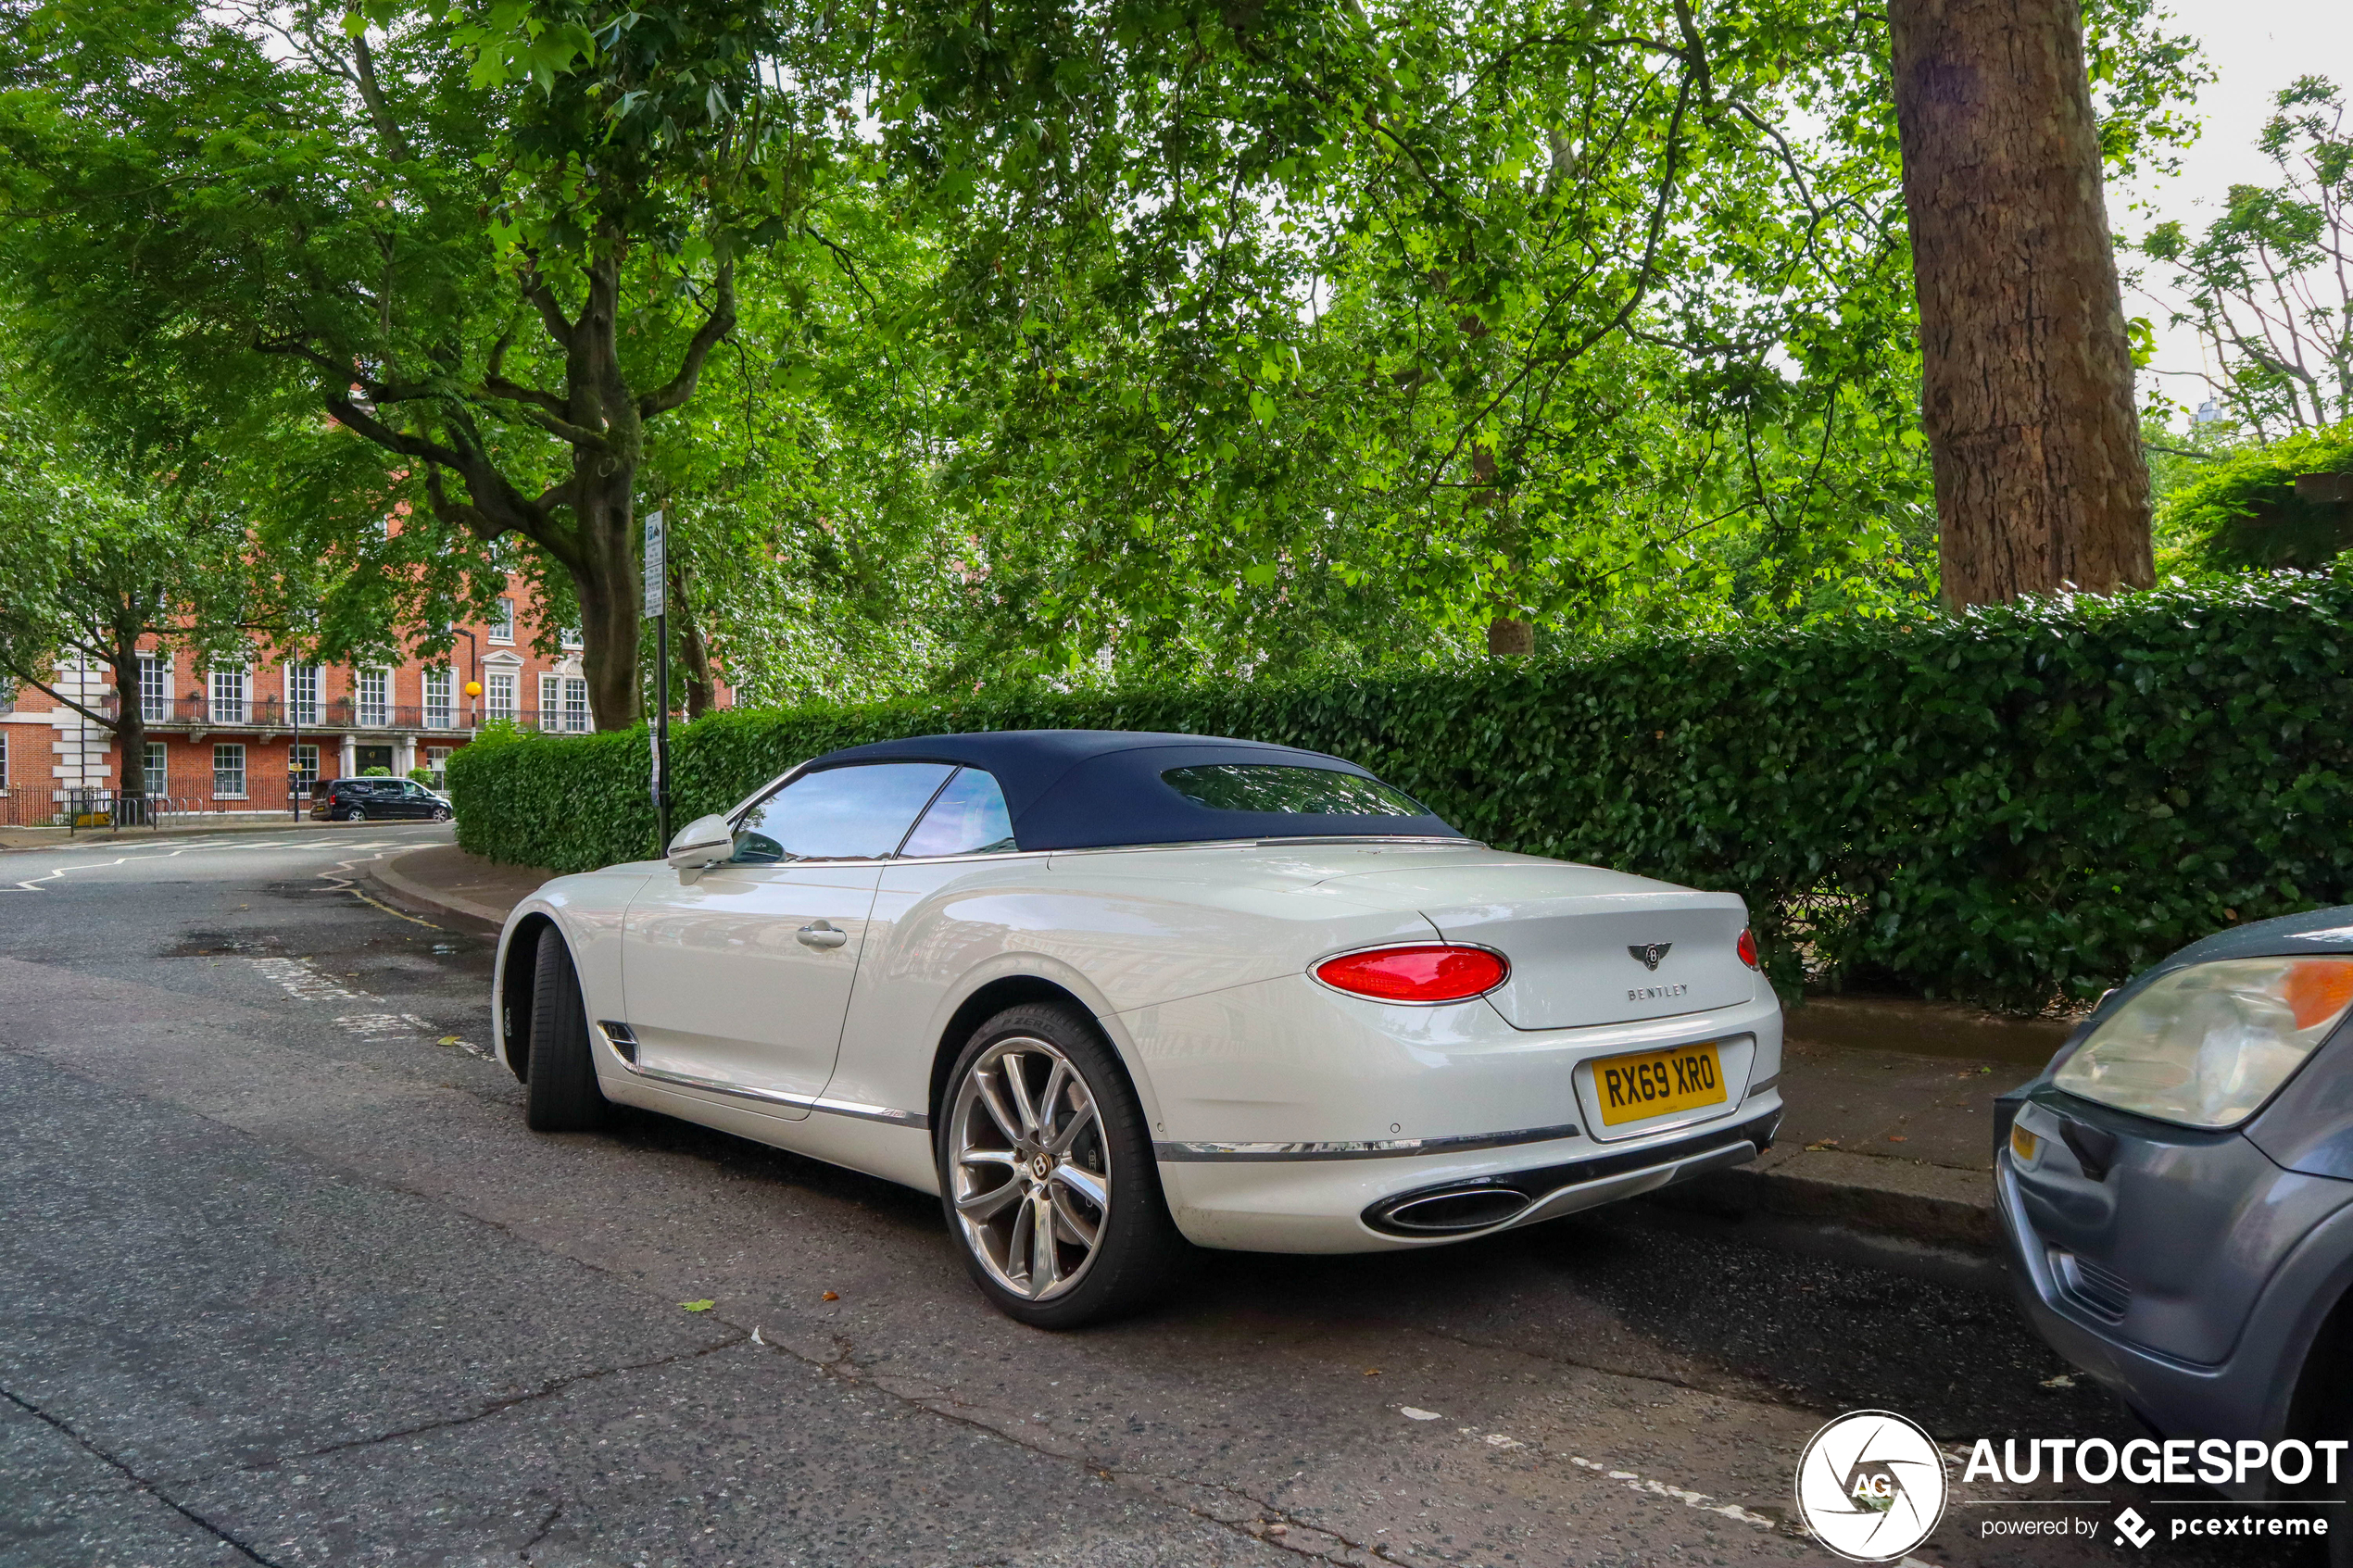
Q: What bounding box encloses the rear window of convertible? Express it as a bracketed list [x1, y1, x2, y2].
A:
[1160, 763, 1428, 817]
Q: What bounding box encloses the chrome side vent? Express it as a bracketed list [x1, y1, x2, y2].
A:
[597, 1021, 639, 1063]
[2052, 1248, 2132, 1321]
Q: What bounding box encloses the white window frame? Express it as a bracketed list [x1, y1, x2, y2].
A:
[1, 731, 8, 788]
[422, 667, 455, 730]
[283, 662, 321, 727]
[212, 742, 246, 799]
[562, 676, 589, 733]
[290, 742, 320, 789]
[484, 671, 517, 721]
[537, 673, 560, 732]
[356, 667, 391, 728]
[208, 666, 249, 725]
[138, 654, 170, 723]
[423, 745, 452, 789]
[488, 597, 515, 643]
[144, 741, 167, 797]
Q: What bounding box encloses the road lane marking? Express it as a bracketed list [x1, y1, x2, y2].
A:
[0, 838, 407, 891]
[248, 957, 366, 1003]
[334, 1012, 433, 1036]
[1567, 1454, 1777, 1529]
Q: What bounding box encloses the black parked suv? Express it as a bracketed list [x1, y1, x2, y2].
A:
[311, 777, 453, 822]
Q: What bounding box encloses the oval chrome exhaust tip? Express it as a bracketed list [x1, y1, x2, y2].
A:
[1367, 1183, 1532, 1236]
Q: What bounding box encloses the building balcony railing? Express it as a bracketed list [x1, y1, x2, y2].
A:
[95, 693, 601, 734]
[98, 693, 479, 733]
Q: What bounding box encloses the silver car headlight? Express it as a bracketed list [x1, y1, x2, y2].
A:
[2054, 957, 2353, 1129]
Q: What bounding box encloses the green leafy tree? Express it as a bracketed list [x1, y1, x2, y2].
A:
[862, 0, 2196, 671]
[0, 414, 259, 808]
[0, 0, 850, 728]
[2144, 77, 2353, 435]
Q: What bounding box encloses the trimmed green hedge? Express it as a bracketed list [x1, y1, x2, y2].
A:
[449, 571, 2353, 1010]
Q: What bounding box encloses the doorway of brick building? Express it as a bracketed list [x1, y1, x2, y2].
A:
[354, 745, 394, 775]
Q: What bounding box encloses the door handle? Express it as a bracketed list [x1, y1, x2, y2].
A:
[796, 921, 849, 949]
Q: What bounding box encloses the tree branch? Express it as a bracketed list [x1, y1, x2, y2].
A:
[638, 258, 737, 418]
[516, 262, 576, 349]
[0, 663, 120, 733]
[348, 31, 412, 164]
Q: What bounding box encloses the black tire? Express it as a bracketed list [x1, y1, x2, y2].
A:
[936, 1002, 1185, 1329]
[524, 925, 607, 1132]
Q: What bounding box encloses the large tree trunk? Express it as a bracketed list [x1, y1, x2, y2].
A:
[670, 561, 716, 719]
[107, 623, 145, 819]
[571, 476, 644, 734]
[1889, 0, 2154, 608]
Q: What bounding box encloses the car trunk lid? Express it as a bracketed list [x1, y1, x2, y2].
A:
[1314, 861, 1753, 1029]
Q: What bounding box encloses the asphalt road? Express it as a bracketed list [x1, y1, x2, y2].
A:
[0, 828, 2313, 1567]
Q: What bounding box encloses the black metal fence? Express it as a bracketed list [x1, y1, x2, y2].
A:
[0, 787, 277, 833]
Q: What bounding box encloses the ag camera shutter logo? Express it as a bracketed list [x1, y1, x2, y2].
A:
[1794, 1410, 1948, 1562]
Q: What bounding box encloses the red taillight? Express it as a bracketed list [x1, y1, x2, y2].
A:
[1314, 945, 1508, 1003]
[1737, 928, 1760, 970]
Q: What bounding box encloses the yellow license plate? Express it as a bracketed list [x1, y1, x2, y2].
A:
[1593, 1042, 1729, 1127]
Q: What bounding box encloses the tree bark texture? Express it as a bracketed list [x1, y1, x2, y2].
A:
[670, 562, 716, 719]
[107, 632, 145, 809]
[1889, 0, 2154, 608]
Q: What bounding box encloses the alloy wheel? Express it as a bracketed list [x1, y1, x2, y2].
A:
[947, 1035, 1111, 1301]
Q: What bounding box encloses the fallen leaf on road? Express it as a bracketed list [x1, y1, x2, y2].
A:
[1400, 1407, 1441, 1422]
[681, 1299, 715, 1312]
[1886, 1135, 1908, 1142]
[438, 1035, 460, 1046]
[1363, 1368, 1381, 1376]
[821, 1290, 839, 1301]
[2041, 1374, 2075, 1389]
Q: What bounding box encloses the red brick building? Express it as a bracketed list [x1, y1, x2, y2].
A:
[1, 571, 722, 817]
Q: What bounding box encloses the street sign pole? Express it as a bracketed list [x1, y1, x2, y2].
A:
[644, 509, 671, 855]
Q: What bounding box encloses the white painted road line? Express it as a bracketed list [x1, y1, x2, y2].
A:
[248, 957, 367, 1004]
[0, 838, 408, 892]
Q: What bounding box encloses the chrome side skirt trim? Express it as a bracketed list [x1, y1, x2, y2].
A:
[609, 1047, 930, 1130]
[1152, 1122, 1581, 1163]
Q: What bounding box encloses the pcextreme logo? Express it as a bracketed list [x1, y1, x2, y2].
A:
[1793, 1411, 1949, 1562]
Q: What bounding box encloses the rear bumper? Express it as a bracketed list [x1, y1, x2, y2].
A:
[1130, 973, 1783, 1252]
[1161, 1098, 1780, 1252]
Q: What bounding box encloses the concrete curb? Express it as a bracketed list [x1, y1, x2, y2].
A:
[360, 855, 515, 935]
[1667, 1148, 1998, 1253]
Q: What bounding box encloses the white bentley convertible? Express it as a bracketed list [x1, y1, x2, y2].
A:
[493, 730, 1784, 1326]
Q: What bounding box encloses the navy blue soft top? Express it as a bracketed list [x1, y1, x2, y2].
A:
[798, 730, 1464, 852]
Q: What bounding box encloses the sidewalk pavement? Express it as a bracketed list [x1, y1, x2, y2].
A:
[365, 844, 2055, 1254]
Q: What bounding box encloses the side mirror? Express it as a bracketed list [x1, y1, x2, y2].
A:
[665, 813, 736, 871]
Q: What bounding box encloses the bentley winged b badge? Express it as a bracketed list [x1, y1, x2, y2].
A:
[1628, 942, 1673, 971]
